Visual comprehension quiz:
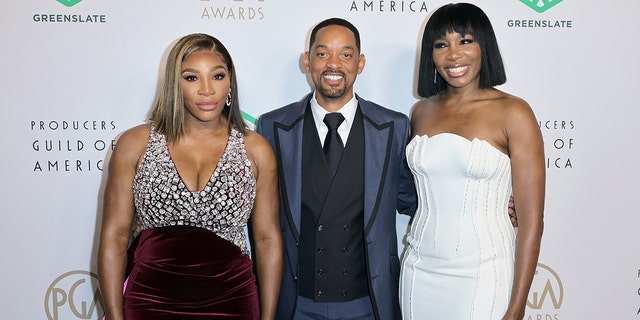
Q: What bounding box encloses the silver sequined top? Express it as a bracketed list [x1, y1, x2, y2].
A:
[132, 124, 256, 255]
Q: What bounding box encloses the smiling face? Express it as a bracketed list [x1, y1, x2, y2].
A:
[432, 31, 482, 91]
[304, 24, 365, 111]
[180, 50, 231, 124]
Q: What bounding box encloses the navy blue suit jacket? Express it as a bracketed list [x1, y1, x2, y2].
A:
[256, 93, 417, 320]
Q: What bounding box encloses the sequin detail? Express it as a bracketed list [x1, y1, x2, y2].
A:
[133, 124, 256, 255]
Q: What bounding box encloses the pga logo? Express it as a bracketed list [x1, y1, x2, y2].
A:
[45, 270, 104, 320]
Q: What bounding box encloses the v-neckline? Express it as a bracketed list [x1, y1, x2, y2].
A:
[165, 129, 232, 194]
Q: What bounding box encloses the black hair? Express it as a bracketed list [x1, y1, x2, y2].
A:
[417, 3, 506, 98]
[309, 18, 361, 52]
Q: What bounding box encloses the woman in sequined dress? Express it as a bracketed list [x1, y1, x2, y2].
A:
[98, 33, 282, 320]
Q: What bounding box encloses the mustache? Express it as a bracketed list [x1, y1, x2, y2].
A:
[321, 69, 345, 77]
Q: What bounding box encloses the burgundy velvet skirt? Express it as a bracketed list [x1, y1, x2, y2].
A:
[123, 225, 259, 319]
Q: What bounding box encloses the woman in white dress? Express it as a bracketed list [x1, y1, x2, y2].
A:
[399, 3, 545, 320]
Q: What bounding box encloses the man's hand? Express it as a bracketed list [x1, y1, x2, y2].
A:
[508, 196, 518, 227]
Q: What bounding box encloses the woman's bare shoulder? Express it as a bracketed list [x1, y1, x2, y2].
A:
[242, 130, 276, 179]
[491, 91, 541, 141]
[112, 123, 152, 160]
[491, 90, 534, 118]
[243, 131, 274, 157]
[410, 95, 439, 120]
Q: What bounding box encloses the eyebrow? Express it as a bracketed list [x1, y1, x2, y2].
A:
[181, 65, 227, 74]
[313, 44, 356, 51]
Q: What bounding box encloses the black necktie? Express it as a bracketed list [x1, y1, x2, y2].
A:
[323, 112, 345, 177]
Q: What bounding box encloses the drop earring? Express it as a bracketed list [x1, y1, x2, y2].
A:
[433, 68, 438, 84]
[225, 91, 232, 107]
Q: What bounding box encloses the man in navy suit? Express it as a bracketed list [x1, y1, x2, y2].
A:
[256, 18, 417, 320]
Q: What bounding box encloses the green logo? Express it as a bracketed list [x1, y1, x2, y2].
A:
[242, 111, 258, 126]
[519, 0, 563, 13]
[57, 0, 82, 7]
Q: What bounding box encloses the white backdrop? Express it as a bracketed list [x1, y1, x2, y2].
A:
[2, 0, 639, 319]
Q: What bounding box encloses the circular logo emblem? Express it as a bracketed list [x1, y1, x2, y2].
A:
[44, 270, 104, 320]
[527, 263, 564, 310]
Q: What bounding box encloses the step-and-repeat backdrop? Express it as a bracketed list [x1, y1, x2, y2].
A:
[2, 0, 638, 319]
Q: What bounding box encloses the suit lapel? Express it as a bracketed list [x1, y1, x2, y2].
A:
[359, 98, 394, 234]
[273, 97, 309, 241]
[274, 94, 394, 238]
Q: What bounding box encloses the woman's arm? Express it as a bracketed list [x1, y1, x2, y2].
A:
[502, 98, 546, 320]
[246, 132, 283, 320]
[97, 125, 148, 320]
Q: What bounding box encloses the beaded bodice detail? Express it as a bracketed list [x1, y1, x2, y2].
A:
[133, 124, 256, 254]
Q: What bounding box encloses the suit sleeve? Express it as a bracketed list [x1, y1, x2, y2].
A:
[396, 117, 417, 217]
[255, 116, 266, 136]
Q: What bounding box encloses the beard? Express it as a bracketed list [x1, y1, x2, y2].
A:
[317, 84, 348, 100]
[315, 71, 348, 100]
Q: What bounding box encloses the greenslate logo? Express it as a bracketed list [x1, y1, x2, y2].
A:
[519, 0, 563, 13]
[57, 0, 82, 7]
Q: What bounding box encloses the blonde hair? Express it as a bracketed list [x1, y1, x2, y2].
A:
[150, 33, 247, 141]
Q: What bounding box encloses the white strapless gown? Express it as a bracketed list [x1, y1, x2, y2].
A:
[400, 133, 515, 320]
